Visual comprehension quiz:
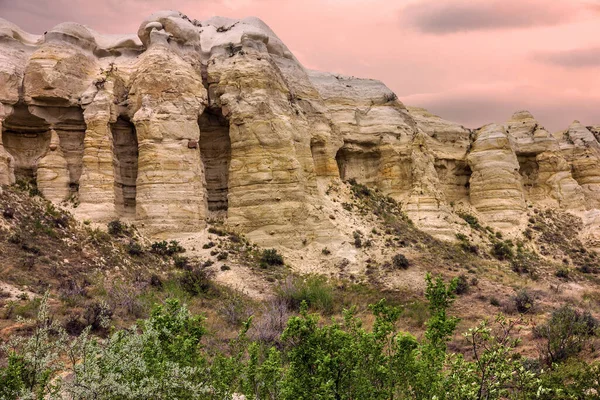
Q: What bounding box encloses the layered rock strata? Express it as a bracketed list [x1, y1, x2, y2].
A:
[0, 12, 599, 246]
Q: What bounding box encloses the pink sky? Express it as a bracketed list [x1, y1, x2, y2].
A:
[1, 0, 599, 131]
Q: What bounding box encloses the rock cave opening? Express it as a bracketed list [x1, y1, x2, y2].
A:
[1, 105, 51, 179]
[517, 155, 539, 197]
[111, 116, 139, 218]
[198, 108, 231, 215]
[335, 144, 381, 185]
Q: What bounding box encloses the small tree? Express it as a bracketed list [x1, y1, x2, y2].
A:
[535, 305, 598, 365]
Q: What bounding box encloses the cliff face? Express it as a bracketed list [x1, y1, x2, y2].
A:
[1, 11, 599, 247]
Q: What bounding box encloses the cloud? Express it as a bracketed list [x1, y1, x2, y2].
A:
[534, 46, 600, 68]
[400, 0, 583, 34]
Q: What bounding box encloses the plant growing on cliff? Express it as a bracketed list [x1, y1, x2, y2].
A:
[260, 248, 284, 267]
[150, 240, 185, 256]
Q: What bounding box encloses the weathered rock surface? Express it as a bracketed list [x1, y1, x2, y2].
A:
[467, 124, 526, 228]
[0, 11, 599, 247]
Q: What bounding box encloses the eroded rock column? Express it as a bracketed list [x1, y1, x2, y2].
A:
[405, 133, 457, 239]
[467, 124, 526, 228]
[129, 43, 206, 234]
[0, 104, 15, 185]
[37, 128, 70, 202]
[78, 90, 117, 221]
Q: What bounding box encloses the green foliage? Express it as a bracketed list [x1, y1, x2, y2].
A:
[555, 267, 570, 279]
[392, 253, 410, 269]
[511, 247, 540, 277]
[534, 304, 598, 365]
[454, 274, 470, 295]
[458, 212, 482, 230]
[126, 240, 143, 256]
[446, 315, 541, 399]
[107, 220, 130, 237]
[173, 255, 191, 269]
[0, 293, 65, 399]
[492, 240, 514, 261]
[150, 240, 185, 257]
[179, 268, 212, 296]
[277, 275, 335, 314]
[513, 289, 535, 314]
[2, 276, 599, 399]
[260, 248, 284, 267]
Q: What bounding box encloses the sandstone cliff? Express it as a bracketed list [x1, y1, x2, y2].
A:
[0, 11, 599, 249]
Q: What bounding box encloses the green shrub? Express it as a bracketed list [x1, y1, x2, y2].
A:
[126, 240, 143, 256]
[534, 305, 598, 365]
[353, 230, 363, 248]
[492, 241, 514, 261]
[513, 289, 534, 313]
[173, 255, 190, 270]
[179, 268, 211, 296]
[208, 226, 227, 236]
[151, 240, 185, 256]
[2, 276, 587, 399]
[555, 267, 570, 279]
[454, 274, 470, 295]
[511, 249, 538, 275]
[107, 219, 130, 237]
[489, 296, 501, 307]
[278, 275, 334, 314]
[392, 253, 410, 269]
[260, 248, 284, 267]
[458, 212, 482, 230]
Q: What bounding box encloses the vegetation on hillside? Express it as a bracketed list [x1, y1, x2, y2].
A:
[1, 274, 599, 399]
[3, 180, 600, 398]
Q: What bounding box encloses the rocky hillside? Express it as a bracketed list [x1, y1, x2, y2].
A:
[1, 10, 600, 351]
[0, 10, 599, 257]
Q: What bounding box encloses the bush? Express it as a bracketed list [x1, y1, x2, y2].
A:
[456, 233, 479, 254]
[353, 230, 363, 248]
[149, 274, 163, 288]
[151, 240, 185, 257]
[173, 255, 191, 270]
[492, 241, 514, 261]
[535, 305, 598, 365]
[392, 253, 410, 269]
[454, 274, 470, 295]
[277, 275, 334, 314]
[126, 240, 143, 256]
[555, 267, 570, 279]
[107, 220, 130, 237]
[513, 289, 534, 313]
[489, 296, 501, 307]
[458, 212, 482, 230]
[260, 248, 284, 267]
[208, 227, 227, 236]
[511, 249, 539, 276]
[84, 301, 113, 333]
[179, 268, 211, 296]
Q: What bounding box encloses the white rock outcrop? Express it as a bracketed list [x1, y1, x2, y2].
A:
[0, 12, 599, 247]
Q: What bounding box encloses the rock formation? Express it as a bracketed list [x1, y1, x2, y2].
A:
[0, 11, 599, 247]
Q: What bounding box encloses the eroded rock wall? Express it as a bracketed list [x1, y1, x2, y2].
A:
[0, 11, 599, 247]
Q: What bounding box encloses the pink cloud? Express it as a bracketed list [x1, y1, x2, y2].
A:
[399, 0, 586, 34]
